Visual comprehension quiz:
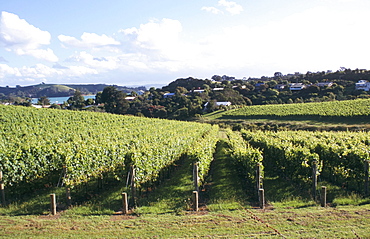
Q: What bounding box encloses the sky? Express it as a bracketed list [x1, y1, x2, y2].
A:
[1, 0, 370, 87]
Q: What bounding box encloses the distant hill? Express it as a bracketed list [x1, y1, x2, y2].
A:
[0, 84, 147, 98]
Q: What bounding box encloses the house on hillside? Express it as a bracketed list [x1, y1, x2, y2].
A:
[274, 84, 286, 90]
[255, 83, 266, 90]
[355, 80, 370, 91]
[290, 83, 306, 91]
[125, 96, 136, 101]
[203, 101, 232, 111]
[193, 89, 205, 94]
[316, 82, 333, 87]
[232, 85, 246, 89]
[215, 102, 231, 106]
[136, 90, 145, 95]
[163, 93, 175, 98]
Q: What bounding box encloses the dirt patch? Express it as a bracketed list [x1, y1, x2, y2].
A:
[110, 214, 137, 221]
[38, 214, 61, 220]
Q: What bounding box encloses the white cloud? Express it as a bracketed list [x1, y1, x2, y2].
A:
[196, 5, 370, 75]
[113, 5, 369, 78]
[58, 32, 120, 49]
[66, 51, 118, 70]
[121, 18, 182, 51]
[66, 65, 98, 77]
[202, 0, 243, 15]
[0, 63, 21, 78]
[201, 6, 223, 14]
[0, 62, 99, 85]
[3, 3, 370, 86]
[218, 0, 243, 15]
[0, 63, 61, 84]
[0, 11, 58, 62]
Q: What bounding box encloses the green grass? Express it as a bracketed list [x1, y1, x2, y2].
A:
[0, 205, 369, 238]
[135, 158, 195, 214]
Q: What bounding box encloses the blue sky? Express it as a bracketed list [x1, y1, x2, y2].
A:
[1, 0, 370, 87]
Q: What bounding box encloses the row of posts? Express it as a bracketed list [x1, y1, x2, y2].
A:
[257, 160, 328, 208]
[257, 160, 370, 209]
[2, 159, 370, 214]
[46, 161, 355, 215]
[255, 161, 327, 209]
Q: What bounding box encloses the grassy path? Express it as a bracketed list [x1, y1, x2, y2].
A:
[203, 139, 250, 210]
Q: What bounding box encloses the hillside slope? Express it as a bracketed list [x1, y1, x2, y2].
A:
[200, 99, 370, 131]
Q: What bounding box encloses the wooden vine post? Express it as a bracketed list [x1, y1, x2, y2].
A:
[130, 165, 136, 208]
[193, 163, 199, 192]
[122, 192, 128, 214]
[63, 166, 71, 207]
[0, 171, 5, 206]
[321, 186, 327, 207]
[192, 191, 199, 211]
[50, 194, 57, 215]
[312, 160, 318, 200]
[365, 160, 369, 197]
[256, 163, 262, 190]
[259, 189, 265, 209]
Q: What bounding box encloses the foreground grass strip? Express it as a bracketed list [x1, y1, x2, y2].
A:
[0, 205, 369, 238]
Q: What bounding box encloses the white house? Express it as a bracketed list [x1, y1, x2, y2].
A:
[203, 101, 232, 109]
[355, 80, 370, 91]
[290, 83, 306, 91]
[274, 84, 286, 90]
[216, 102, 232, 106]
[163, 93, 175, 98]
[316, 82, 333, 87]
[125, 96, 136, 101]
[193, 89, 205, 93]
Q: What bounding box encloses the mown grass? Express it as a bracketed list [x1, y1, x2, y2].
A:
[1, 204, 369, 238]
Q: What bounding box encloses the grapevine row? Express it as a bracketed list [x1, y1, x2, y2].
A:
[224, 129, 263, 185]
[0, 105, 214, 188]
[241, 130, 370, 193]
[222, 98, 370, 118]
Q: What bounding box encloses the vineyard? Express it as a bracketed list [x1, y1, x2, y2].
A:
[0, 104, 370, 237]
[200, 98, 370, 132]
[223, 98, 370, 118]
[240, 130, 370, 196]
[0, 105, 218, 199]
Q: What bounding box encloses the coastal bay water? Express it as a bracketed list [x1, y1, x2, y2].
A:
[31, 95, 95, 104]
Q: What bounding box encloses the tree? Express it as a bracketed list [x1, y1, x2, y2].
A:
[67, 90, 85, 109]
[37, 96, 50, 106]
[85, 98, 95, 106]
[211, 75, 222, 81]
[50, 103, 61, 109]
[99, 86, 129, 114]
[95, 92, 102, 104]
[171, 107, 189, 120]
[274, 72, 283, 80]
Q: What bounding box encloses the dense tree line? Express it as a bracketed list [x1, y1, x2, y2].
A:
[85, 71, 369, 120]
[3, 68, 370, 120]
